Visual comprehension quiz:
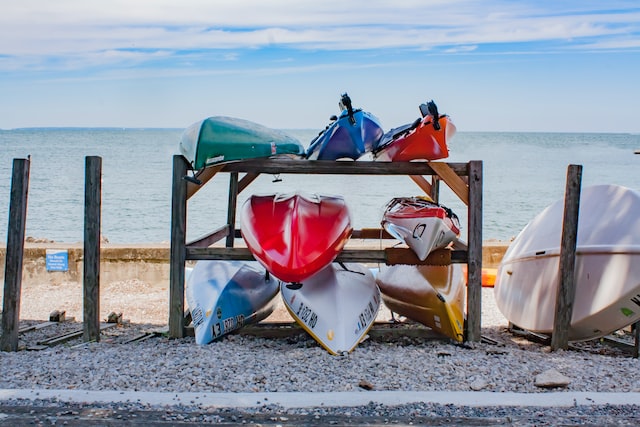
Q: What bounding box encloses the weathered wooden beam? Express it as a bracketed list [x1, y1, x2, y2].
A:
[551, 164, 582, 351]
[221, 159, 469, 176]
[409, 175, 433, 196]
[634, 322, 640, 359]
[188, 227, 397, 247]
[169, 155, 189, 338]
[237, 172, 260, 194]
[0, 158, 30, 352]
[465, 160, 483, 342]
[83, 156, 102, 343]
[431, 175, 441, 202]
[237, 321, 447, 341]
[225, 172, 239, 248]
[227, 227, 397, 241]
[185, 246, 462, 265]
[351, 228, 395, 239]
[186, 247, 254, 261]
[384, 247, 451, 266]
[429, 162, 469, 206]
[40, 323, 116, 347]
[188, 164, 225, 199]
[187, 225, 230, 248]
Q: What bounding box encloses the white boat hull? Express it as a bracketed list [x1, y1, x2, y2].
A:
[383, 216, 459, 261]
[281, 263, 381, 355]
[382, 196, 459, 261]
[494, 185, 640, 341]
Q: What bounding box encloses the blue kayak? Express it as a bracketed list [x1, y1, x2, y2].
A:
[305, 93, 384, 160]
[186, 260, 279, 344]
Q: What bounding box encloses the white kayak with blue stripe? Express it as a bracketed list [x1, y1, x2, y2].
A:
[186, 260, 280, 345]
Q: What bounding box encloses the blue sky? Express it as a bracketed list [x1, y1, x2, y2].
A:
[1, 1, 639, 132]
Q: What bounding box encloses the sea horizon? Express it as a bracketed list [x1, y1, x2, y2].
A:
[2, 128, 639, 244]
[2, 126, 639, 135]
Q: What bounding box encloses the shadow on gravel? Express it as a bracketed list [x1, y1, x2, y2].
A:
[2, 401, 640, 426]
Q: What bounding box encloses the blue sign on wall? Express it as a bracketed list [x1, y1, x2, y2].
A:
[46, 249, 68, 272]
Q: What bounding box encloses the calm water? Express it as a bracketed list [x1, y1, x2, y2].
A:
[1, 128, 639, 243]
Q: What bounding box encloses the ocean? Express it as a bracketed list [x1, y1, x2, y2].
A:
[1, 128, 639, 244]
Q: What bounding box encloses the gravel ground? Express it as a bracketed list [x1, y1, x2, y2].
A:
[2, 278, 640, 425]
[2, 399, 640, 426]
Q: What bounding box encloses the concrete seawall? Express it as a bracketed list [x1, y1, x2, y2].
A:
[1, 241, 509, 287]
[0, 243, 172, 287]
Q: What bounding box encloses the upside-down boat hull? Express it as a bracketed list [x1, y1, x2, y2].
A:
[494, 184, 640, 341]
[382, 196, 460, 261]
[373, 103, 456, 162]
[179, 116, 304, 169]
[186, 260, 280, 345]
[376, 264, 466, 342]
[281, 263, 381, 355]
[241, 193, 352, 283]
[305, 94, 383, 160]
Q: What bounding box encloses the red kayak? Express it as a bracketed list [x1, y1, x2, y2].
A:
[373, 100, 456, 162]
[240, 193, 352, 283]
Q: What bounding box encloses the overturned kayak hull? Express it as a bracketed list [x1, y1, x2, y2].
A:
[382, 196, 460, 261]
[373, 116, 456, 162]
[376, 264, 466, 342]
[495, 184, 640, 341]
[281, 263, 381, 355]
[241, 193, 352, 283]
[186, 260, 279, 344]
[306, 94, 383, 160]
[179, 116, 304, 169]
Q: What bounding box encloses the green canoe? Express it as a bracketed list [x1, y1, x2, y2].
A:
[179, 116, 304, 170]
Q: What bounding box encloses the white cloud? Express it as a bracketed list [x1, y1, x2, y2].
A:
[0, 1, 639, 71]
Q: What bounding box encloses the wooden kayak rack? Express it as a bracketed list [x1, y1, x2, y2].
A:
[168, 156, 483, 342]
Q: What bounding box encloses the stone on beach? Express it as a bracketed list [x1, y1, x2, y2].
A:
[469, 378, 489, 391]
[534, 368, 571, 389]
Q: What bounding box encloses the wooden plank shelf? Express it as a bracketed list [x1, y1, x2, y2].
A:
[182, 320, 450, 341]
[209, 158, 468, 175]
[169, 156, 483, 342]
[185, 246, 465, 265]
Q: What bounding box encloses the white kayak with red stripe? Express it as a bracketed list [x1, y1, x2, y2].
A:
[382, 196, 460, 261]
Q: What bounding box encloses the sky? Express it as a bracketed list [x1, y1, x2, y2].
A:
[1, 1, 639, 132]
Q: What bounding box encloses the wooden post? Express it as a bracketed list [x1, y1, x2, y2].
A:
[0, 158, 30, 352]
[83, 156, 102, 342]
[225, 172, 239, 248]
[465, 160, 483, 342]
[169, 155, 188, 338]
[633, 322, 639, 358]
[430, 175, 440, 202]
[551, 164, 582, 351]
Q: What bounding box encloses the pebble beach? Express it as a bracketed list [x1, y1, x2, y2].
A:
[2, 278, 640, 425]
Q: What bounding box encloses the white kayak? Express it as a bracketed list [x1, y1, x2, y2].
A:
[494, 184, 640, 341]
[186, 260, 280, 345]
[281, 263, 381, 355]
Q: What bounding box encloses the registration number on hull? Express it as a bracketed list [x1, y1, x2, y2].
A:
[212, 314, 245, 338]
[296, 301, 318, 329]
